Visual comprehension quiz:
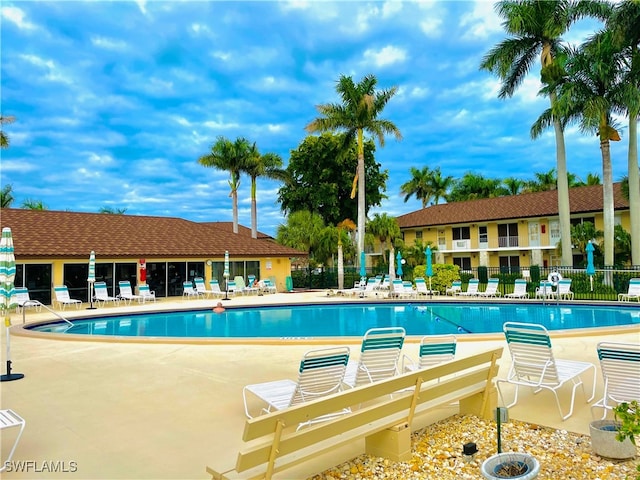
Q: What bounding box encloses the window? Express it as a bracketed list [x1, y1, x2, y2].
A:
[453, 257, 471, 271]
[415, 230, 423, 239]
[571, 217, 595, 227]
[499, 255, 520, 274]
[478, 226, 488, 244]
[438, 230, 446, 248]
[498, 223, 518, 247]
[452, 226, 470, 240]
[550, 220, 560, 239]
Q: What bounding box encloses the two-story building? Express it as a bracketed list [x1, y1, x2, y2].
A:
[396, 183, 631, 271]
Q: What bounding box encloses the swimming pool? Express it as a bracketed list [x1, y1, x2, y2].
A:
[27, 302, 640, 339]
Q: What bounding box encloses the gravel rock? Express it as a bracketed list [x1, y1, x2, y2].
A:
[308, 414, 638, 479]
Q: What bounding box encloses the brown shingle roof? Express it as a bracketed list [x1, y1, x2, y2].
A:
[0, 209, 304, 259]
[396, 183, 629, 228]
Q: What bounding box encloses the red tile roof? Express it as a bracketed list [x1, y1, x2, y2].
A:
[0, 209, 304, 259]
[396, 183, 629, 228]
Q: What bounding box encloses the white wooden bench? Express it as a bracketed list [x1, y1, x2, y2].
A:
[207, 346, 503, 480]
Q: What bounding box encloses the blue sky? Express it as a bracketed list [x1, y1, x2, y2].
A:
[1, 1, 631, 237]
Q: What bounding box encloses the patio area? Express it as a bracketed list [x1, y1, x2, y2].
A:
[1, 292, 638, 479]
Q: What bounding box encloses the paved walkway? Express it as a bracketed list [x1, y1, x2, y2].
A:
[1, 292, 638, 479]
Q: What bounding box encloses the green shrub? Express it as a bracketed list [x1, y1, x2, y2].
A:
[430, 264, 460, 293]
[477, 266, 488, 284]
[530, 265, 541, 284]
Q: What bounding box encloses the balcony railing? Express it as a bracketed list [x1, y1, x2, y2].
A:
[452, 239, 471, 250]
[498, 236, 519, 248]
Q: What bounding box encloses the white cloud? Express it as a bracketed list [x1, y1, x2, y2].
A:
[459, 0, 502, 40]
[419, 17, 442, 37]
[1, 6, 36, 30]
[19, 54, 73, 84]
[362, 45, 407, 68]
[91, 36, 127, 50]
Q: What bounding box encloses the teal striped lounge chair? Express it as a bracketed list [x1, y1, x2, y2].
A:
[138, 285, 156, 302]
[505, 279, 528, 299]
[242, 346, 351, 428]
[343, 327, 406, 388]
[498, 322, 596, 420]
[445, 280, 462, 296]
[118, 281, 143, 304]
[591, 342, 640, 419]
[13, 287, 42, 312]
[402, 334, 457, 373]
[93, 282, 120, 306]
[477, 278, 501, 297]
[458, 279, 479, 296]
[53, 285, 82, 310]
[618, 278, 640, 302]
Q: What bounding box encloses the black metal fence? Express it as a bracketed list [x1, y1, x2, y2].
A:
[291, 265, 640, 302]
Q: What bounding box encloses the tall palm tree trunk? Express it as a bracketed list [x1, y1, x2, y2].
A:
[337, 243, 344, 290]
[251, 179, 258, 239]
[601, 135, 615, 267]
[232, 191, 239, 234]
[551, 92, 573, 267]
[628, 113, 640, 266]
[357, 129, 366, 260]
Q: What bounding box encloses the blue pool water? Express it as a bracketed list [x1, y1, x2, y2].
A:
[28, 302, 640, 339]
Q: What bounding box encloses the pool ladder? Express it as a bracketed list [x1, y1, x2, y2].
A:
[22, 301, 73, 326]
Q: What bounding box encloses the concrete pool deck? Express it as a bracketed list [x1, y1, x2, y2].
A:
[1, 291, 638, 479]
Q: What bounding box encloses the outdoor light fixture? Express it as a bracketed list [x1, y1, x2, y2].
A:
[462, 442, 478, 462]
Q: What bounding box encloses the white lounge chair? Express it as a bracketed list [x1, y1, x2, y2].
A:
[390, 279, 414, 299]
[402, 334, 457, 373]
[591, 342, 640, 419]
[0, 410, 26, 472]
[415, 277, 438, 296]
[242, 346, 351, 427]
[182, 281, 203, 299]
[445, 280, 462, 296]
[226, 280, 239, 296]
[505, 279, 528, 299]
[618, 278, 640, 302]
[13, 287, 41, 313]
[535, 281, 556, 300]
[556, 279, 574, 300]
[93, 282, 120, 306]
[343, 327, 405, 388]
[193, 278, 215, 298]
[458, 279, 479, 297]
[138, 285, 156, 303]
[208, 279, 225, 297]
[261, 278, 277, 294]
[118, 281, 143, 305]
[53, 285, 82, 310]
[477, 278, 501, 297]
[497, 321, 596, 420]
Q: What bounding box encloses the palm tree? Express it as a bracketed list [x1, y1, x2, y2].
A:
[429, 167, 453, 204]
[1, 184, 15, 207]
[21, 199, 47, 210]
[480, 0, 609, 267]
[276, 210, 326, 274]
[367, 213, 401, 280]
[198, 136, 252, 234]
[305, 74, 402, 261]
[503, 177, 524, 195]
[607, 0, 640, 266]
[99, 206, 127, 214]
[244, 143, 286, 239]
[0, 115, 15, 148]
[545, 33, 623, 267]
[335, 218, 356, 290]
[400, 166, 433, 208]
